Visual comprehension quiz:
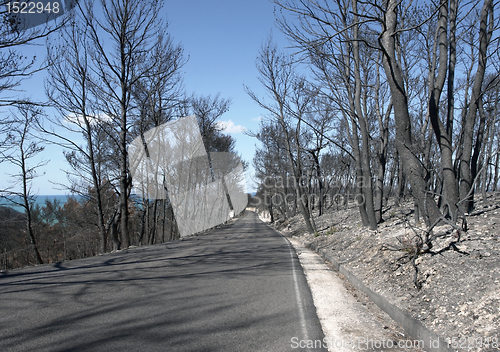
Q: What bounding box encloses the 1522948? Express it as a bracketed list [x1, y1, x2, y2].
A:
[3, 1, 75, 31]
[6, 1, 60, 14]
[447, 336, 499, 350]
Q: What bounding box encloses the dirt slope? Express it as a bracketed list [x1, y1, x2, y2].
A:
[272, 193, 500, 352]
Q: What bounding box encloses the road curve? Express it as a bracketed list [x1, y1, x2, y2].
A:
[0, 211, 326, 351]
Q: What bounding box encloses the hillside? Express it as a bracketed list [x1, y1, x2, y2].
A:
[270, 193, 500, 351]
[0, 206, 26, 250]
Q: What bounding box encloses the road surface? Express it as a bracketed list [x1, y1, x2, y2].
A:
[0, 211, 326, 351]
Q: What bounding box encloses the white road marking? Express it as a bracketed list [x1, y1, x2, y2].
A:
[289, 238, 398, 352]
[283, 236, 311, 348]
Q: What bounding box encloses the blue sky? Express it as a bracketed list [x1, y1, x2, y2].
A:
[1, 0, 292, 195]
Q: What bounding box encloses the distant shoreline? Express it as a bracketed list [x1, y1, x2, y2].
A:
[0, 195, 83, 213]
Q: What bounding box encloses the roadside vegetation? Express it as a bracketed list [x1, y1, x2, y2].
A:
[0, 0, 241, 270]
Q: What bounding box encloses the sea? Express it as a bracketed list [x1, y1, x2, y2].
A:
[0, 195, 82, 213]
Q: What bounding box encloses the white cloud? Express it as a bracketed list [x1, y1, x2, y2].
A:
[251, 116, 263, 122]
[216, 119, 247, 134]
[64, 112, 112, 127]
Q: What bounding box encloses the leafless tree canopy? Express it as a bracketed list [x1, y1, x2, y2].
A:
[249, 0, 499, 246]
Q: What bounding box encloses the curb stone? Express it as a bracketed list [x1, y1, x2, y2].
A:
[303, 239, 456, 352]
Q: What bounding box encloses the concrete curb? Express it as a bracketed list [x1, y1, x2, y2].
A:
[304, 240, 456, 352]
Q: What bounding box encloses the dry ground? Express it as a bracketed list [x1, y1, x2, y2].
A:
[270, 193, 500, 352]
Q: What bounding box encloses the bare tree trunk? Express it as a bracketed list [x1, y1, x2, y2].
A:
[352, 0, 377, 230]
[106, 208, 121, 251]
[471, 99, 488, 200]
[479, 111, 492, 200]
[494, 136, 500, 191]
[25, 202, 43, 265]
[315, 155, 324, 217]
[342, 106, 369, 225]
[374, 77, 392, 222]
[459, 0, 493, 213]
[88, 146, 107, 254]
[162, 200, 166, 243]
[138, 202, 147, 245]
[428, 0, 459, 221]
[484, 86, 499, 194]
[119, 78, 130, 248]
[414, 200, 420, 224]
[394, 151, 405, 207]
[380, 0, 442, 226]
[386, 153, 397, 205]
[290, 121, 316, 233]
[149, 200, 158, 245]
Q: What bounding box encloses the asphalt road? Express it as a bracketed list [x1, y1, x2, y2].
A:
[0, 211, 326, 352]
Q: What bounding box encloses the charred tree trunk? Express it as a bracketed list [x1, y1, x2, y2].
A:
[428, 0, 459, 221]
[352, 0, 377, 230]
[459, 0, 493, 213]
[380, 0, 442, 226]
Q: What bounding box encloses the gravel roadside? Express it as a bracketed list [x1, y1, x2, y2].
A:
[288, 237, 424, 352]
